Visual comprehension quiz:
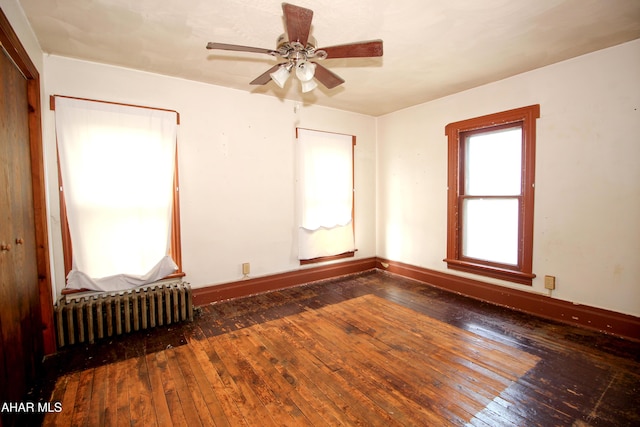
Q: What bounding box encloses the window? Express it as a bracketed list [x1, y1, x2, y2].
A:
[296, 128, 355, 264]
[444, 105, 540, 285]
[52, 96, 182, 292]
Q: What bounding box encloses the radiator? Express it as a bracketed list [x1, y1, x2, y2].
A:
[54, 281, 193, 348]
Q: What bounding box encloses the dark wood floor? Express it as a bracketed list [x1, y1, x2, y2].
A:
[21, 271, 640, 426]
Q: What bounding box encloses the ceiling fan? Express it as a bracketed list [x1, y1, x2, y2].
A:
[206, 3, 383, 92]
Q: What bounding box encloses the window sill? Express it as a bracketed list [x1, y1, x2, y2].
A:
[444, 258, 535, 286]
[300, 251, 356, 266]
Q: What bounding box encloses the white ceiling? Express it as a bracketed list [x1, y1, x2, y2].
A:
[18, 0, 640, 116]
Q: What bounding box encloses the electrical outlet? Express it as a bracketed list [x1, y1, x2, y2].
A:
[544, 275, 556, 290]
[242, 262, 250, 276]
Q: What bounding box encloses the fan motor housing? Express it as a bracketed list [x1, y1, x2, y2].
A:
[275, 34, 326, 60]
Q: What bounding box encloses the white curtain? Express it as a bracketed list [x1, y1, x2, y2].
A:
[297, 128, 354, 260]
[55, 97, 178, 291]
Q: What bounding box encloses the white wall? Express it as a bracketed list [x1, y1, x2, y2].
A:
[42, 56, 377, 296]
[0, 0, 41, 71]
[3, 0, 639, 317]
[377, 39, 640, 317]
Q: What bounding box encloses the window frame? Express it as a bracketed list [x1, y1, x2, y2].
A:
[51, 95, 184, 286]
[296, 128, 356, 265]
[444, 105, 540, 285]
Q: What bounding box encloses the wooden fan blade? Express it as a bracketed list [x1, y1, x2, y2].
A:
[312, 63, 345, 89]
[206, 42, 274, 55]
[250, 64, 283, 85]
[318, 40, 383, 59]
[283, 3, 313, 47]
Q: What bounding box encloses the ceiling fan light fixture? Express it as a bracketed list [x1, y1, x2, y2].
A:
[313, 50, 327, 60]
[300, 78, 318, 93]
[205, 4, 383, 93]
[296, 60, 316, 82]
[270, 63, 293, 88]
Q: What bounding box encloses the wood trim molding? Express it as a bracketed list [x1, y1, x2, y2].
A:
[192, 255, 639, 341]
[193, 257, 377, 306]
[445, 105, 540, 285]
[377, 258, 640, 342]
[50, 94, 180, 124]
[300, 250, 355, 265]
[0, 9, 38, 78]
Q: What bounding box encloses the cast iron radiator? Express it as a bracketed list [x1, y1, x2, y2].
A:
[54, 281, 193, 348]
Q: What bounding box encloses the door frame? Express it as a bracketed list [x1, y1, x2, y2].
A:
[0, 8, 56, 354]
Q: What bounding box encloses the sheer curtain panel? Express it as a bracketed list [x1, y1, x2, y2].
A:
[55, 97, 178, 291]
[297, 128, 354, 260]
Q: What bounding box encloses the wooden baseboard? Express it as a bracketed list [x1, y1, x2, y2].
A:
[191, 255, 639, 341]
[193, 257, 377, 306]
[377, 258, 640, 341]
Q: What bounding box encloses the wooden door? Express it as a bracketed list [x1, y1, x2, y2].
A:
[0, 9, 56, 425]
[0, 42, 44, 416]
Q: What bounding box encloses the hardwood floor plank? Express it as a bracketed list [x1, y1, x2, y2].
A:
[317, 299, 491, 422]
[129, 354, 157, 426]
[33, 271, 640, 426]
[144, 353, 173, 427]
[173, 343, 231, 426]
[86, 364, 108, 426]
[43, 371, 78, 427]
[164, 349, 204, 427]
[70, 368, 94, 426]
[242, 323, 350, 426]
[293, 299, 476, 424]
[230, 328, 329, 426]
[192, 335, 257, 426]
[364, 294, 539, 378]
[251, 308, 370, 424]
[102, 360, 118, 426]
[114, 358, 133, 427]
[331, 295, 530, 406]
[205, 332, 278, 426]
[363, 296, 539, 418]
[126, 358, 143, 426]
[257, 319, 401, 426]
[170, 346, 216, 426]
[188, 337, 247, 426]
[164, 349, 208, 426]
[592, 370, 640, 425]
[276, 311, 413, 426]
[214, 330, 304, 426]
[154, 351, 189, 427]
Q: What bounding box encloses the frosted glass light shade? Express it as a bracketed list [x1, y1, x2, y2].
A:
[270, 65, 291, 88]
[296, 61, 316, 82]
[300, 79, 318, 93]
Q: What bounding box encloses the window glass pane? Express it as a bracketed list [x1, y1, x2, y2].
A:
[465, 126, 522, 196]
[462, 198, 519, 265]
